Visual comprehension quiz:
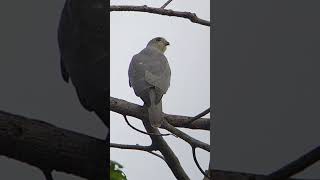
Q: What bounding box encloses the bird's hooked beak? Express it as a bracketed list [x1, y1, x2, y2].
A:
[165, 41, 170, 46]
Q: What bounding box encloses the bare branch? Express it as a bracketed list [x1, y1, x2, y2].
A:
[143, 122, 190, 180]
[162, 121, 210, 152]
[160, 120, 210, 177]
[4, 108, 317, 180]
[185, 107, 210, 126]
[0, 110, 108, 180]
[268, 145, 320, 180]
[111, 143, 155, 151]
[111, 97, 209, 179]
[110, 143, 164, 160]
[122, 115, 171, 136]
[110, 5, 210, 27]
[161, 0, 173, 9]
[192, 147, 209, 179]
[110, 97, 210, 130]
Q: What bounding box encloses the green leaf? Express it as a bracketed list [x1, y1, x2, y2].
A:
[110, 160, 127, 180]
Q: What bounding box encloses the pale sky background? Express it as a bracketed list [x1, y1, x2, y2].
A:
[110, 0, 210, 180]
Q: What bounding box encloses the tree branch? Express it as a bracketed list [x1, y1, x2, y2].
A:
[268, 145, 320, 180]
[111, 143, 155, 151]
[110, 143, 164, 160]
[111, 97, 209, 179]
[212, 169, 317, 180]
[192, 147, 209, 178]
[162, 121, 210, 177]
[162, 121, 210, 152]
[161, 0, 173, 9]
[143, 122, 190, 180]
[0, 110, 108, 180]
[2, 109, 317, 180]
[122, 115, 171, 136]
[185, 107, 210, 125]
[110, 5, 210, 27]
[110, 97, 210, 130]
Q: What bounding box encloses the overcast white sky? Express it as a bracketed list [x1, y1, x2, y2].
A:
[110, 0, 210, 179]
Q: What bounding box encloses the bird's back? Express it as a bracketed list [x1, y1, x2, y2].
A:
[129, 47, 171, 95]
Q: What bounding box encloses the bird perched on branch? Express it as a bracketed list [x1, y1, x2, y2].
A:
[57, 0, 109, 133]
[129, 37, 171, 128]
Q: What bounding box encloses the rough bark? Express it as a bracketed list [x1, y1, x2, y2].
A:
[0, 110, 108, 180]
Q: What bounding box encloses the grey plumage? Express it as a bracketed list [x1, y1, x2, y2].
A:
[129, 37, 171, 128]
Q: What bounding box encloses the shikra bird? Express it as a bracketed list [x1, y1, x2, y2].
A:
[128, 37, 171, 128]
[57, 0, 109, 134]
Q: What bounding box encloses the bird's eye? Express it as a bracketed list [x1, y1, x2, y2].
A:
[156, 38, 162, 42]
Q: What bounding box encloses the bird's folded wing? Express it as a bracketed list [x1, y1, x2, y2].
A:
[145, 68, 170, 93]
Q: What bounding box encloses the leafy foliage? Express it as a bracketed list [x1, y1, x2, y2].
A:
[110, 160, 127, 180]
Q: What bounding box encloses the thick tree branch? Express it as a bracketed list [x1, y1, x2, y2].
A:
[110, 5, 210, 27]
[0, 110, 108, 180]
[143, 122, 190, 180]
[1, 109, 317, 180]
[111, 97, 209, 179]
[110, 97, 210, 130]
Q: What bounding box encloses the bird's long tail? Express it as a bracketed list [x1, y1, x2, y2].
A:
[148, 89, 163, 128]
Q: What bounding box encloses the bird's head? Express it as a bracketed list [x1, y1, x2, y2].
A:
[147, 37, 170, 53]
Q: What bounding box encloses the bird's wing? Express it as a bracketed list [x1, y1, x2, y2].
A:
[143, 48, 171, 93]
[129, 48, 171, 95]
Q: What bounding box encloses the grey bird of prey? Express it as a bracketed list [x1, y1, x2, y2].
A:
[129, 37, 171, 128]
[57, 0, 109, 132]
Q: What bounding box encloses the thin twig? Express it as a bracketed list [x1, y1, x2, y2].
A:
[185, 107, 210, 126]
[146, 151, 165, 160]
[161, 0, 173, 8]
[163, 120, 210, 176]
[123, 115, 171, 136]
[162, 121, 210, 152]
[110, 143, 164, 160]
[192, 147, 210, 179]
[110, 5, 210, 27]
